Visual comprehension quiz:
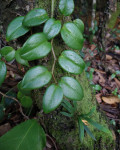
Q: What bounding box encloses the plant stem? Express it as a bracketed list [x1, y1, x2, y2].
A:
[51, 0, 57, 83]
[0, 91, 29, 120]
[51, 0, 55, 18]
[51, 39, 57, 83]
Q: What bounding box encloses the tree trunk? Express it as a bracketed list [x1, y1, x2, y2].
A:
[0, 0, 115, 149]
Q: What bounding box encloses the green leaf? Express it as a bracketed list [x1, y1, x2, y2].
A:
[59, 77, 84, 101]
[73, 19, 84, 33]
[59, 0, 74, 16]
[17, 91, 32, 108]
[61, 23, 84, 50]
[20, 66, 52, 90]
[20, 33, 51, 61]
[0, 46, 15, 61]
[58, 50, 85, 74]
[92, 84, 102, 91]
[15, 48, 29, 67]
[60, 112, 73, 117]
[84, 107, 96, 117]
[62, 99, 75, 114]
[0, 119, 46, 150]
[84, 117, 110, 133]
[43, 18, 61, 40]
[6, 16, 30, 41]
[0, 61, 7, 87]
[2, 89, 16, 107]
[78, 118, 84, 142]
[20, 96, 33, 108]
[23, 8, 49, 27]
[43, 84, 63, 113]
[83, 124, 96, 141]
[17, 82, 31, 95]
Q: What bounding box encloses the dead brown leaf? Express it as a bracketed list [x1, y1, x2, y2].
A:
[96, 93, 102, 103]
[102, 96, 120, 104]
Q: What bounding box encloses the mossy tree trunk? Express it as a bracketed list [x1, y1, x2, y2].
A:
[35, 1, 115, 150]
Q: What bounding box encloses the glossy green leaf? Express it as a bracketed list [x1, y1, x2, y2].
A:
[61, 22, 84, 50]
[43, 18, 61, 40]
[6, 16, 30, 41]
[59, 0, 74, 16]
[17, 82, 31, 95]
[15, 48, 29, 66]
[20, 33, 51, 61]
[0, 46, 15, 61]
[0, 61, 7, 87]
[78, 118, 84, 142]
[73, 19, 84, 33]
[17, 91, 32, 108]
[83, 124, 96, 141]
[59, 50, 85, 74]
[43, 84, 63, 113]
[59, 77, 84, 101]
[84, 117, 110, 133]
[0, 119, 46, 150]
[20, 96, 33, 108]
[23, 8, 49, 27]
[21, 66, 52, 90]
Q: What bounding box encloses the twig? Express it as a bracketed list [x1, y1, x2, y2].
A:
[0, 91, 29, 120]
[46, 134, 58, 150]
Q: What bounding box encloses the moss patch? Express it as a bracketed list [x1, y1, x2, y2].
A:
[107, 2, 120, 29]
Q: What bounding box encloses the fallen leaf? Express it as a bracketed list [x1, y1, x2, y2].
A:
[102, 96, 120, 104]
[96, 93, 102, 103]
[106, 55, 112, 60]
[82, 120, 88, 126]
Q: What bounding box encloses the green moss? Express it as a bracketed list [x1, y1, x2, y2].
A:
[42, 72, 115, 150]
[107, 2, 120, 29]
[35, 1, 115, 149]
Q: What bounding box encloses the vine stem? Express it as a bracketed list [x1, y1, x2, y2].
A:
[51, 0, 57, 83]
[51, 39, 57, 83]
[0, 91, 29, 120]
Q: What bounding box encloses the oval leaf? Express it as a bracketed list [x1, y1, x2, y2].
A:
[0, 46, 15, 61]
[59, 0, 74, 16]
[0, 61, 7, 87]
[73, 19, 84, 33]
[59, 77, 84, 101]
[58, 50, 85, 74]
[20, 33, 51, 61]
[21, 66, 52, 90]
[43, 18, 61, 40]
[6, 16, 30, 41]
[61, 22, 84, 50]
[23, 8, 49, 27]
[43, 84, 63, 113]
[15, 48, 29, 66]
[0, 119, 46, 150]
[20, 96, 33, 108]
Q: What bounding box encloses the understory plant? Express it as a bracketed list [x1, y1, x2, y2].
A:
[0, 0, 110, 149]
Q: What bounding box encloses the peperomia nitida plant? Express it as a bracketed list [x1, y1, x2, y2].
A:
[0, 0, 110, 149]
